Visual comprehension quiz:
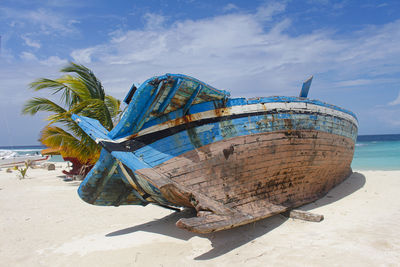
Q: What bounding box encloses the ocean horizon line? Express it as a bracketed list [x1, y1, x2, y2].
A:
[1, 133, 400, 148]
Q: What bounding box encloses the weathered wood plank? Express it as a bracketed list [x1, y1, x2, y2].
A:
[283, 209, 324, 222]
[153, 130, 354, 217]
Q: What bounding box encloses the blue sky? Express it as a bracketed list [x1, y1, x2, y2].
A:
[0, 0, 399, 146]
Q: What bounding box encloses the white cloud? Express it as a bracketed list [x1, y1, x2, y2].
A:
[143, 13, 166, 30]
[71, 47, 99, 64]
[306, 0, 330, 5]
[387, 118, 400, 126]
[28, 8, 80, 34]
[335, 79, 373, 87]
[0, 7, 79, 35]
[20, 51, 38, 61]
[389, 91, 400, 106]
[40, 56, 67, 66]
[21, 35, 41, 49]
[377, 3, 389, 8]
[64, 11, 400, 101]
[374, 107, 400, 127]
[223, 3, 239, 12]
[18, 51, 66, 66]
[255, 2, 286, 21]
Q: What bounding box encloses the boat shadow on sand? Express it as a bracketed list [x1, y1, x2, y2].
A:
[105, 172, 366, 260]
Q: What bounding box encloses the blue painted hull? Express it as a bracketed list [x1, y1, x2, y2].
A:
[73, 74, 358, 233]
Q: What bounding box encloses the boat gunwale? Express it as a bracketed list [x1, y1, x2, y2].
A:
[112, 100, 358, 144]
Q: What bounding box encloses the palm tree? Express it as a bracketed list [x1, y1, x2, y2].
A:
[22, 62, 121, 165]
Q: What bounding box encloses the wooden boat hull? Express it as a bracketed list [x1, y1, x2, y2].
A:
[73, 74, 358, 233]
[150, 130, 354, 232]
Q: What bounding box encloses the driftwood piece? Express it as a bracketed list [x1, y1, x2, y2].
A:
[283, 209, 324, 222]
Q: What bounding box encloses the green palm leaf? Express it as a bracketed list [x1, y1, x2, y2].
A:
[61, 62, 105, 100]
[23, 62, 122, 165]
[22, 97, 67, 115]
[105, 95, 122, 119]
[40, 126, 100, 164]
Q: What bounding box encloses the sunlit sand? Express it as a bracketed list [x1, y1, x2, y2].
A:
[1, 164, 399, 266]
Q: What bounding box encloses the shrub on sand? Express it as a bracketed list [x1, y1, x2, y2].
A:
[14, 160, 32, 179]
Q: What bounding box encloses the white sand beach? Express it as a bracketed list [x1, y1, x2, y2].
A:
[0, 164, 399, 266]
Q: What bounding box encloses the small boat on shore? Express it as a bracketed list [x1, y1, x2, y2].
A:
[73, 74, 358, 233]
[0, 152, 49, 168]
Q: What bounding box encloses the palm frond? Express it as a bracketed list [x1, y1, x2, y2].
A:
[61, 62, 105, 100]
[40, 126, 100, 163]
[56, 75, 91, 101]
[29, 77, 82, 108]
[105, 95, 122, 119]
[29, 78, 67, 91]
[22, 97, 67, 115]
[70, 99, 114, 130]
[24, 61, 119, 164]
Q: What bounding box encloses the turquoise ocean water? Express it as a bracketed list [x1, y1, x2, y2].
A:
[1, 134, 399, 170]
[352, 134, 400, 171]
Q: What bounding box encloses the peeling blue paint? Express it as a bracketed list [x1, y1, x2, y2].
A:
[73, 73, 358, 208]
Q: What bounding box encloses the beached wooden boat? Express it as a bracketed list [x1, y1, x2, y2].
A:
[73, 74, 358, 233]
